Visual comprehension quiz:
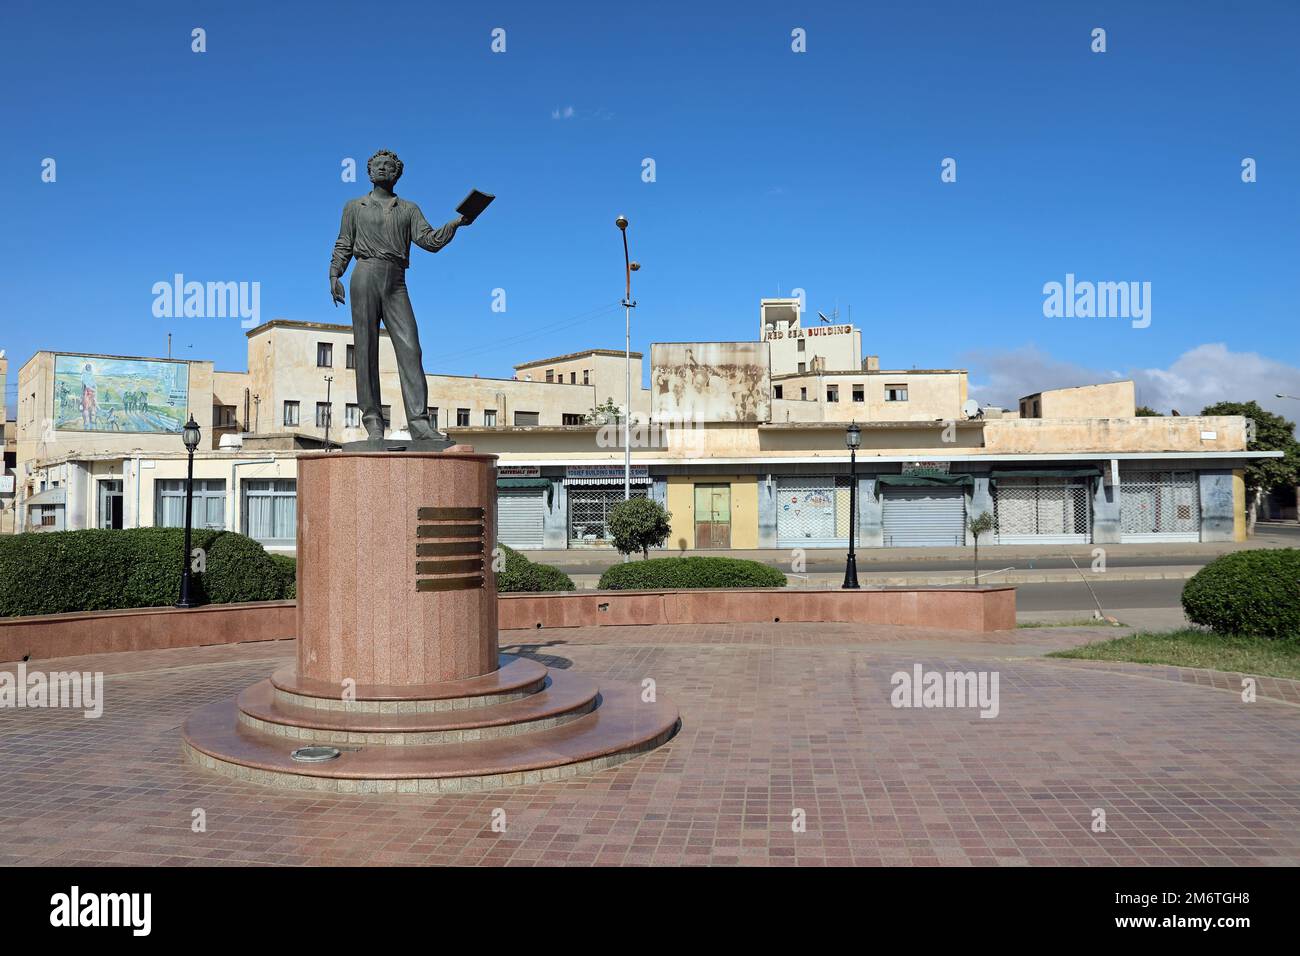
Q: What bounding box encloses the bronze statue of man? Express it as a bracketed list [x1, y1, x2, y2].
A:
[329, 149, 469, 443]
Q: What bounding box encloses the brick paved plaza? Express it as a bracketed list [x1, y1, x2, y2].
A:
[2, 622, 1298, 866]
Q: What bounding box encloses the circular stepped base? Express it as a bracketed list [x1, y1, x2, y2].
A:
[183, 654, 679, 792]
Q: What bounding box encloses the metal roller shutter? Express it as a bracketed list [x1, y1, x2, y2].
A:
[994, 478, 1092, 544]
[497, 488, 545, 549]
[1121, 470, 1200, 542]
[776, 476, 851, 548]
[882, 487, 966, 547]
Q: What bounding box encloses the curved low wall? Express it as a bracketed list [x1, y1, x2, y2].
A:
[1, 587, 1015, 664]
[499, 587, 1015, 633]
[0, 601, 296, 664]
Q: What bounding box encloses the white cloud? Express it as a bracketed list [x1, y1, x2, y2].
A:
[963, 342, 1300, 421]
[551, 105, 576, 120]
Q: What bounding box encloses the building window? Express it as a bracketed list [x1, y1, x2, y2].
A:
[545, 369, 554, 383]
[885, 385, 909, 402]
[158, 479, 226, 529]
[456, 408, 470, 427]
[283, 401, 300, 426]
[800, 387, 807, 401]
[563, 413, 584, 426]
[852, 385, 864, 403]
[40, 506, 58, 527]
[515, 411, 540, 426]
[346, 344, 355, 369]
[428, 407, 438, 430]
[315, 402, 331, 428]
[213, 405, 237, 427]
[797, 338, 806, 352]
[827, 385, 839, 403]
[316, 343, 333, 367]
[243, 479, 296, 546]
[484, 409, 497, 426]
[798, 361, 806, 373]
[345, 404, 361, 428]
[381, 405, 392, 427]
[570, 371, 577, 384]
[774, 385, 783, 399]
[583, 369, 590, 385]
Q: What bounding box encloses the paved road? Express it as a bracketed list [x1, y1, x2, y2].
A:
[1013, 578, 1186, 611]
[547, 554, 1210, 575]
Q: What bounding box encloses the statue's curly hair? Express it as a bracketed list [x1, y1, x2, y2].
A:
[367, 149, 403, 183]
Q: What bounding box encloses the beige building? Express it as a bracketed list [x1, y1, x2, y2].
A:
[8, 297, 1272, 552]
[513, 349, 651, 422]
[1020, 381, 1136, 419]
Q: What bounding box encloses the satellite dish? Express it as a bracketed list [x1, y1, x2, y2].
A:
[961, 399, 981, 419]
[817, 311, 831, 324]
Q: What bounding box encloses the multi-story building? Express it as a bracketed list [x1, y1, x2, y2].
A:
[8, 298, 1268, 553]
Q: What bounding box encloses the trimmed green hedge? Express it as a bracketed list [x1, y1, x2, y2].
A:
[269, 553, 297, 600]
[597, 556, 787, 591]
[0, 527, 290, 617]
[1181, 549, 1300, 639]
[495, 544, 575, 593]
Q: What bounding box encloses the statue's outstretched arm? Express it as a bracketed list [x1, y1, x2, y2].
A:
[411, 203, 466, 254]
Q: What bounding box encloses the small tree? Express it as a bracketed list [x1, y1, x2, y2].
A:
[1201, 401, 1300, 533]
[607, 497, 672, 559]
[968, 511, 997, 584]
[586, 397, 623, 425]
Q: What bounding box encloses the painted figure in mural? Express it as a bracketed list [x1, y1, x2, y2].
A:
[80, 362, 97, 428]
[329, 149, 471, 443]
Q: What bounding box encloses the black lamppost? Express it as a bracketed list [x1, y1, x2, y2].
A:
[175, 414, 201, 608]
[615, 215, 640, 502]
[842, 421, 861, 589]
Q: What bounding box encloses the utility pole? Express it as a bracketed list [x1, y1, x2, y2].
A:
[615, 215, 640, 501]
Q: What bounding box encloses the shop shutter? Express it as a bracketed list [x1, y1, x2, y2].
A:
[496, 488, 546, 549]
[1121, 470, 1200, 542]
[881, 487, 966, 547]
[994, 478, 1092, 544]
[776, 476, 850, 547]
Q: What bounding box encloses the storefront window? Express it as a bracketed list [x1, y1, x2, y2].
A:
[157, 479, 226, 529]
[568, 487, 647, 547]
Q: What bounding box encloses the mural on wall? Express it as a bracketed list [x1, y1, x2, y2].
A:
[652, 342, 771, 423]
[53, 355, 190, 433]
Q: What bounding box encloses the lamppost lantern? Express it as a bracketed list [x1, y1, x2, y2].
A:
[615, 215, 628, 231]
[842, 421, 861, 589]
[630, 261, 641, 272]
[175, 414, 202, 608]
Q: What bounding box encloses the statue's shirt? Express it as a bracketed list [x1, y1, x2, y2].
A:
[330, 192, 458, 276]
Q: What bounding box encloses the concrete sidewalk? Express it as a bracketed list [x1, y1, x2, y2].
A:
[566, 565, 1202, 589]
[524, 530, 1294, 570]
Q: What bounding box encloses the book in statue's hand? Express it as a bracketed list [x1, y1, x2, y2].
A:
[456, 189, 495, 224]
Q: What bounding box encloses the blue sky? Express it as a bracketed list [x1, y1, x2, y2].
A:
[3, 0, 1298, 415]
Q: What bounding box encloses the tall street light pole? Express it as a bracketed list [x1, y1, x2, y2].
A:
[323, 375, 334, 448]
[175, 414, 202, 608]
[616, 216, 640, 501]
[842, 422, 861, 589]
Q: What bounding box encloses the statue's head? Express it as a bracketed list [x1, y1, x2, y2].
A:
[367, 150, 403, 187]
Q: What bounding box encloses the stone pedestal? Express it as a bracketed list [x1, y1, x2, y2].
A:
[296, 452, 498, 685]
[183, 451, 678, 792]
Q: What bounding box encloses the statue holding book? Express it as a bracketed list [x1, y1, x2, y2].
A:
[329, 149, 493, 448]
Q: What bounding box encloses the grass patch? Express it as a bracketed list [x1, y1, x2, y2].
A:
[1018, 618, 1122, 629]
[1048, 628, 1300, 680]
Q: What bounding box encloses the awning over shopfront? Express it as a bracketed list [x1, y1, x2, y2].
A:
[876, 473, 974, 489]
[24, 487, 67, 507]
[496, 477, 550, 489]
[990, 467, 1102, 482]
